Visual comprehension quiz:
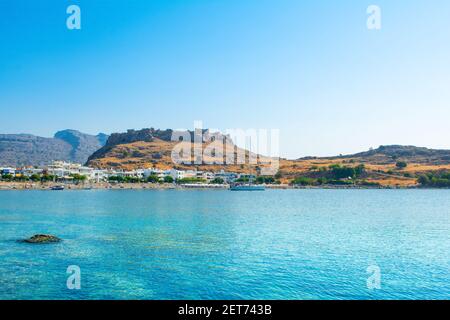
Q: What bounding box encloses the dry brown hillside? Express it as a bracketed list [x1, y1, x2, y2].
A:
[87, 138, 276, 174]
[87, 129, 450, 187]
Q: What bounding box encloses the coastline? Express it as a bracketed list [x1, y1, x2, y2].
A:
[0, 181, 430, 191]
[0, 181, 179, 191]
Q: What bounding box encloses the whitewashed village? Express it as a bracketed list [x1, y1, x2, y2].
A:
[0, 161, 264, 190]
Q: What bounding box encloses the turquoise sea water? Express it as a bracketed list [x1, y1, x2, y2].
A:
[0, 189, 449, 300]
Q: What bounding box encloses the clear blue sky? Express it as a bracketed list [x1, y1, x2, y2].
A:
[1, 0, 449, 158]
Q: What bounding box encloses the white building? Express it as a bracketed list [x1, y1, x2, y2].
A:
[114, 170, 142, 178]
[168, 169, 185, 180]
[45, 161, 108, 182]
[203, 172, 215, 181]
[143, 168, 166, 179]
[20, 167, 44, 177]
[168, 169, 197, 180]
[196, 171, 215, 181]
[47, 161, 81, 178]
[91, 169, 108, 182]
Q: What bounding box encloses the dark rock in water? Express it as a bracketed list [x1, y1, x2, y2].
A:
[23, 234, 61, 244]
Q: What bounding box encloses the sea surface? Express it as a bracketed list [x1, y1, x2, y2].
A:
[0, 189, 449, 300]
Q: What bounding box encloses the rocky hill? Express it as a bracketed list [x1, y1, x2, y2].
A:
[0, 130, 108, 167]
[295, 145, 450, 164]
[86, 128, 450, 187]
[86, 128, 247, 171]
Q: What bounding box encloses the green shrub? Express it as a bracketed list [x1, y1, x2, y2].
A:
[177, 177, 206, 184]
[396, 161, 408, 169]
[418, 171, 450, 188]
[108, 176, 125, 183]
[292, 177, 316, 186]
[146, 175, 160, 183]
[210, 177, 224, 184]
[163, 176, 174, 183]
[256, 176, 275, 184]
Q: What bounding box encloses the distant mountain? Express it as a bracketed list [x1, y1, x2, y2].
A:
[0, 130, 108, 167]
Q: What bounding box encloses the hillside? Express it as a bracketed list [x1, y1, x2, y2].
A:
[87, 128, 272, 173]
[87, 129, 450, 187]
[282, 145, 450, 186]
[0, 130, 108, 167]
[333, 145, 450, 165]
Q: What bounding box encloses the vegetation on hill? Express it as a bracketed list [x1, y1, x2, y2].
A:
[343, 145, 450, 163]
[290, 164, 375, 187]
[417, 171, 450, 188]
[396, 161, 408, 169]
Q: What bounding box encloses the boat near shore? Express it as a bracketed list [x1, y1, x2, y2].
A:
[180, 183, 227, 189]
[229, 170, 266, 191]
[50, 185, 65, 191]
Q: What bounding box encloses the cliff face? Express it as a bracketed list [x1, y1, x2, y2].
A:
[106, 129, 158, 146]
[87, 128, 225, 165]
[99, 128, 211, 147]
[87, 129, 171, 164]
[86, 128, 253, 171]
[0, 130, 108, 167]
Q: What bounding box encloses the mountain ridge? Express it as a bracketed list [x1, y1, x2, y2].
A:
[2, 127, 450, 176]
[0, 130, 108, 167]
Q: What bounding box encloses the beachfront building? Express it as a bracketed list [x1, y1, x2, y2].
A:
[45, 161, 108, 182]
[113, 169, 143, 179]
[184, 170, 197, 179]
[90, 169, 108, 182]
[143, 168, 166, 179]
[197, 171, 215, 182]
[168, 169, 186, 180]
[47, 161, 81, 178]
[79, 166, 93, 177]
[19, 167, 44, 177]
[2, 161, 245, 185]
[49, 163, 78, 179]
